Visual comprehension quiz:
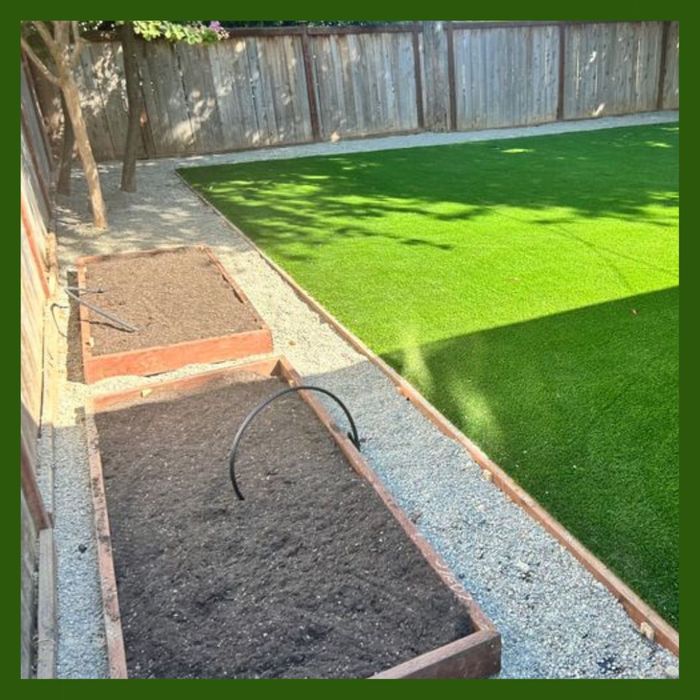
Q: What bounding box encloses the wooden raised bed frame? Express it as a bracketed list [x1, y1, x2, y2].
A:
[76, 246, 273, 384]
[85, 355, 501, 679]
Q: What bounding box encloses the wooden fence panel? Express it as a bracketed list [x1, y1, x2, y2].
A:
[310, 31, 418, 139]
[662, 22, 679, 109]
[563, 21, 664, 119]
[453, 25, 559, 130]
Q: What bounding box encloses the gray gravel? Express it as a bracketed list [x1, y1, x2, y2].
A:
[51, 112, 678, 678]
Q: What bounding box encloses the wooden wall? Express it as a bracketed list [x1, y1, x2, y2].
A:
[31, 21, 679, 162]
[20, 60, 54, 679]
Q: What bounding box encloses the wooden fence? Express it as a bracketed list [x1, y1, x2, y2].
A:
[21, 58, 55, 679]
[30, 20, 679, 162]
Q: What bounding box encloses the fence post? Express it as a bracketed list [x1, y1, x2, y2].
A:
[656, 21, 671, 111]
[411, 24, 425, 130]
[301, 26, 321, 141]
[421, 21, 450, 131]
[446, 21, 457, 131]
[557, 22, 566, 121]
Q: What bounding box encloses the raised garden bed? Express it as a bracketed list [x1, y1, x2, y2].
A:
[76, 246, 272, 383]
[86, 356, 500, 679]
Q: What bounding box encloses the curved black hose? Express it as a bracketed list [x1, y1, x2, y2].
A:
[228, 385, 360, 501]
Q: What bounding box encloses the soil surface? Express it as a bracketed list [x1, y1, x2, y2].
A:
[96, 371, 473, 678]
[84, 248, 262, 355]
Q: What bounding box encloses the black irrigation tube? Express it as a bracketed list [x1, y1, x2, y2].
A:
[228, 386, 361, 501]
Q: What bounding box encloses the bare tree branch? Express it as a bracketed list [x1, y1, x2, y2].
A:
[31, 21, 57, 54]
[20, 37, 60, 85]
[54, 21, 69, 47]
[70, 21, 87, 67]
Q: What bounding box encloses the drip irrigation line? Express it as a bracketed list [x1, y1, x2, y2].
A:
[49, 303, 68, 338]
[64, 286, 139, 333]
[228, 385, 361, 501]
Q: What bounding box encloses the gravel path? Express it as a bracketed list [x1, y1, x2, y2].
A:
[51, 112, 678, 679]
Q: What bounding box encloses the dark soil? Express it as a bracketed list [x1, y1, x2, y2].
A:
[96, 371, 472, 679]
[84, 248, 262, 356]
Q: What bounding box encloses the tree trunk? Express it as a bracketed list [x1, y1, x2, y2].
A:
[120, 22, 142, 192]
[56, 93, 74, 195]
[61, 75, 108, 229]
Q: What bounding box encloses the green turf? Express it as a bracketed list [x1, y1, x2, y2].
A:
[180, 124, 679, 625]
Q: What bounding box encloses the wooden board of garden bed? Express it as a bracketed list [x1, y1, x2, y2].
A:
[76, 246, 273, 383]
[85, 356, 501, 679]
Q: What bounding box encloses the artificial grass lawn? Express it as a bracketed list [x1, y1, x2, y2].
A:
[180, 124, 679, 625]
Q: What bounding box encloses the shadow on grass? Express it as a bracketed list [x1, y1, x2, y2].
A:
[179, 124, 679, 257]
[383, 286, 679, 626]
